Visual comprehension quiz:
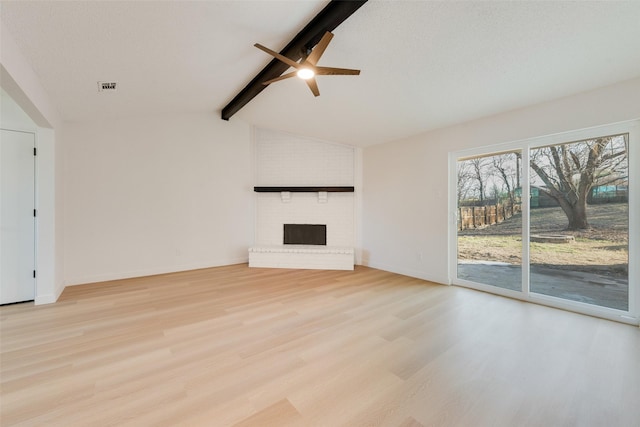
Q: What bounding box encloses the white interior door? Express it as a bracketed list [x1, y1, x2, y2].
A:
[1, 129, 35, 304]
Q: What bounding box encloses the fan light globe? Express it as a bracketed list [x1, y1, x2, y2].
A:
[297, 68, 315, 80]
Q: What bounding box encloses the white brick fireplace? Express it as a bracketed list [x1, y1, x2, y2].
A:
[250, 128, 358, 270]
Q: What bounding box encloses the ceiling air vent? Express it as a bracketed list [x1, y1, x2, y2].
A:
[97, 81, 117, 92]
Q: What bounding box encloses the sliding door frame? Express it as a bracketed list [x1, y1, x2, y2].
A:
[448, 120, 639, 325]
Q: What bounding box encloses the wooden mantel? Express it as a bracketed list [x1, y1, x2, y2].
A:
[253, 186, 354, 193]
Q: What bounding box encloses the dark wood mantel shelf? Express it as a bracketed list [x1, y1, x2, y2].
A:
[254, 186, 354, 193]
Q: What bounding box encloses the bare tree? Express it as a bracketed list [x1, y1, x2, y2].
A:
[469, 157, 487, 205]
[492, 152, 519, 206]
[529, 135, 627, 230]
[456, 161, 475, 204]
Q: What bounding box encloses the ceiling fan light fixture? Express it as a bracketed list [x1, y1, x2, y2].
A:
[254, 32, 359, 97]
[296, 68, 315, 80]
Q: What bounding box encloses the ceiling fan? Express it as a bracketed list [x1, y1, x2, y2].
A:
[254, 31, 360, 97]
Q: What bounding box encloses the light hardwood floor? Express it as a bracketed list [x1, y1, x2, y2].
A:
[1, 264, 639, 426]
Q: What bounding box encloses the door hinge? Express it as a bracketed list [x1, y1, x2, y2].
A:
[34, 147, 37, 156]
[33, 270, 36, 278]
[34, 209, 37, 217]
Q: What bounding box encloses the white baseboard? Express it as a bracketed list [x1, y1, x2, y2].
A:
[65, 257, 249, 286]
[34, 294, 56, 305]
[360, 260, 450, 285]
[34, 280, 66, 305]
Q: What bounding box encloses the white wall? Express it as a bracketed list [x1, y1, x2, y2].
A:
[0, 21, 60, 129]
[61, 113, 253, 285]
[1, 88, 37, 130]
[362, 77, 640, 284]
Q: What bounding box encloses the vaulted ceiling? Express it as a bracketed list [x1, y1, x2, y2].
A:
[2, 0, 640, 146]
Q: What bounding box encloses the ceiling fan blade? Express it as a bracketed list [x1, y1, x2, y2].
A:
[315, 67, 360, 76]
[305, 31, 334, 66]
[254, 43, 301, 69]
[262, 71, 298, 85]
[306, 78, 320, 97]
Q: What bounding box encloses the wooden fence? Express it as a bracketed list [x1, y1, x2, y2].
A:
[458, 203, 521, 231]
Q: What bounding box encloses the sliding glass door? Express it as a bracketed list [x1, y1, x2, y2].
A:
[529, 134, 629, 311]
[450, 122, 637, 323]
[456, 151, 522, 292]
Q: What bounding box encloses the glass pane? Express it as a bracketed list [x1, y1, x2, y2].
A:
[457, 151, 522, 291]
[529, 134, 629, 310]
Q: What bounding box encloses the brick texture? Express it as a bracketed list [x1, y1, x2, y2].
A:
[255, 129, 355, 247]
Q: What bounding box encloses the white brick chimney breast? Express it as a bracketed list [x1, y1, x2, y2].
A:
[251, 128, 356, 270]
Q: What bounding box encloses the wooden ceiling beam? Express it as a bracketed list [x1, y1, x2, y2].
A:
[221, 0, 367, 121]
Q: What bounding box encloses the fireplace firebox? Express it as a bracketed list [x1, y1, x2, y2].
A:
[283, 224, 326, 246]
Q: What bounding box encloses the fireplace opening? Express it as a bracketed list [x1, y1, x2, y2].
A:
[284, 224, 326, 246]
